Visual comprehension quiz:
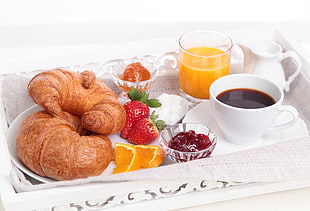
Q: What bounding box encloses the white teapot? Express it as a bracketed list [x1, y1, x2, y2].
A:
[239, 40, 301, 92]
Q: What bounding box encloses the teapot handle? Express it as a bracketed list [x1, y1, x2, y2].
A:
[278, 51, 302, 92]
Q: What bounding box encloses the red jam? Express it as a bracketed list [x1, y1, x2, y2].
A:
[168, 130, 212, 152]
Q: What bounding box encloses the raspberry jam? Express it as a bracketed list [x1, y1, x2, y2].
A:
[168, 130, 212, 152]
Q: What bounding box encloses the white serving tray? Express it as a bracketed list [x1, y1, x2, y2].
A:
[1, 29, 310, 211]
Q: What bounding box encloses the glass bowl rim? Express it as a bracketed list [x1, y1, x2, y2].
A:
[159, 122, 217, 155]
[110, 58, 159, 84]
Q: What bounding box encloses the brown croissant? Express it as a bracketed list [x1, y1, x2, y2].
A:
[16, 110, 113, 180]
[28, 69, 126, 135]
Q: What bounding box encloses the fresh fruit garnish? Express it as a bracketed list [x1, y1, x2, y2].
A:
[121, 101, 149, 139]
[113, 143, 141, 174]
[134, 145, 165, 168]
[113, 143, 165, 174]
[119, 62, 151, 82]
[128, 111, 166, 145]
[168, 130, 212, 152]
[120, 88, 161, 139]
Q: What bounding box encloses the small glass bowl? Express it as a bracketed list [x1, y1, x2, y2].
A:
[159, 123, 217, 163]
[109, 58, 158, 98]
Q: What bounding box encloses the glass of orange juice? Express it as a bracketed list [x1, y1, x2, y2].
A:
[178, 30, 233, 102]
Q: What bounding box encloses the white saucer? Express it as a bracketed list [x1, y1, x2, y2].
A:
[182, 101, 309, 156]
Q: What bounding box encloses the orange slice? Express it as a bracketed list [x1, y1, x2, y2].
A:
[134, 145, 165, 168]
[113, 143, 141, 174]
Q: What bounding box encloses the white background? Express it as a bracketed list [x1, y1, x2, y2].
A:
[1, 0, 310, 24]
[1, 0, 310, 46]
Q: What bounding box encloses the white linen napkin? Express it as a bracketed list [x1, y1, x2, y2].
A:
[10, 137, 310, 192]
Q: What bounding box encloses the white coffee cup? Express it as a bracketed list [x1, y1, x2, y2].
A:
[209, 74, 298, 146]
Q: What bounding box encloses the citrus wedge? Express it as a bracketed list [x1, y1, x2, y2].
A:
[113, 143, 141, 174]
[134, 145, 165, 168]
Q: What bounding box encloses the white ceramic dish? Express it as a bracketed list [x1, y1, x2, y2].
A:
[7, 105, 55, 183]
[7, 105, 117, 183]
[150, 93, 189, 125]
[182, 100, 309, 156]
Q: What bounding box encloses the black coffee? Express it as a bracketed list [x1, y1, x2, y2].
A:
[216, 88, 276, 109]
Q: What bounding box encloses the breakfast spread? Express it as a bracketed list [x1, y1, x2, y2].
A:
[14, 63, 220, 181]
[12, 34, 301, 183]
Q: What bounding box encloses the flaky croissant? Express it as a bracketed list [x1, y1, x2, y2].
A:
[28, 69, 126, 135]
[16, 110, 113, 180]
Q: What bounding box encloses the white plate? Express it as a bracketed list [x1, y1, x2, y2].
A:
[7, 105, 55, 183]
[182, 100, 309, 156]
[7, 105, 120, 183]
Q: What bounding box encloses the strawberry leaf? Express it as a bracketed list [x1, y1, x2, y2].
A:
[127, 88, 161, 108]
[150, 111, 166, 130]
[155, 120, 166, 130]
[140, 91, 149, 104]
[147, 99, 161, 108]
[150, 111, 158, 121]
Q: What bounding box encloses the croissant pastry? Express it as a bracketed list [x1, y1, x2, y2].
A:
[28, 69, 126, 135]
[16, 110, 113, 180]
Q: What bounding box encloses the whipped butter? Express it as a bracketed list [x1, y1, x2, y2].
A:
[151, 93, 189, 125]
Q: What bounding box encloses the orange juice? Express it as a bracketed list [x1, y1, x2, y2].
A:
[178, 46, 231, 99]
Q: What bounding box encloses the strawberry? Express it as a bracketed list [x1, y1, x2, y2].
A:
[120, 88, 161, 139]
[128, 111, 166, 145]
[121, 101, 149, 138]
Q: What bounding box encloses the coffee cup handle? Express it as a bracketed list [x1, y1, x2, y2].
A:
[269, 105, 299, 131]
